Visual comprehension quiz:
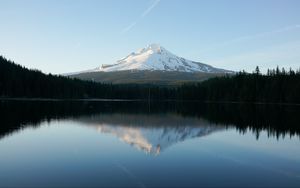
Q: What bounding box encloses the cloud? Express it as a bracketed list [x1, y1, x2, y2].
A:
[121, 21, 138, 34]
[225, 24, 300, 44]
[74, 42, 81, 49]
[141, 0, 161, 18]
[121, 0, 161, 34]
[203, 24, 300, 53]
[210, 41, 300, 72]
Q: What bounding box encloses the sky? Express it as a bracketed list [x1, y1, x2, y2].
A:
[0, 0, 300, 74]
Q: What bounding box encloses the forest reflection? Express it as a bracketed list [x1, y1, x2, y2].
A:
[0, 100, 299, 142]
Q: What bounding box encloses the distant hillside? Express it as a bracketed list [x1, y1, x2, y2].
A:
[68, 70, 228, 85]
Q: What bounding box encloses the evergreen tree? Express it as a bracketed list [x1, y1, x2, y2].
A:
[1, 55, 300, 104]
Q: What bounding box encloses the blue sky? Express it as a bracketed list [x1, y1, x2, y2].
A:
[0, 0, 300, 73]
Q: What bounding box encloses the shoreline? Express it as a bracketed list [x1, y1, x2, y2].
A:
[0, 97, 300, 106]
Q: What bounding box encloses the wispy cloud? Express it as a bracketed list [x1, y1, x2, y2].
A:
[121, 0, 161, 34]
[74, 42, 81, 49]
[121, 21, 138, 34]
[203, 24, 300, 53]
[210, 41, 300, 72]
[227, 24, 300, 43]
[141, 0, 161, 18]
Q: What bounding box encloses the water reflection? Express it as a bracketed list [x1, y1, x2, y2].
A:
[0, 101, 300, 187]
[79, 114, 223, 155]
[0, 100, 299, 140]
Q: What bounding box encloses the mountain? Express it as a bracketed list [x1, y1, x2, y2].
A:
[68, 44, 233, 84]
[95, 44, 232, 73]
[68, 70, 229, 85]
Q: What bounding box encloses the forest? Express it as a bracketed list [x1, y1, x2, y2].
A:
[1, 101, 299, 140]
[1, 55, 300, 104]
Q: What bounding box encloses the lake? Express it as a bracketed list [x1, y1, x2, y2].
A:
[0, 101, 299, 187]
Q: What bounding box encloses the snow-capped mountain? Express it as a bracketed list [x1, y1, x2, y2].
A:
[93, 44, 232, 73]
[66, 44, 233, 84]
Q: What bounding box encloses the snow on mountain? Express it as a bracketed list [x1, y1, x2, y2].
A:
[94, 44, 232, 73]
[77, 113, 224, 155]
[95, 124, 222, 155]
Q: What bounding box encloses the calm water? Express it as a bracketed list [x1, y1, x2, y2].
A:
[0, 101, 300, 187]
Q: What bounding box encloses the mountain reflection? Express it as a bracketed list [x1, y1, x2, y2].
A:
[0, 100, 300, 141]
[78, 114, 223, 155]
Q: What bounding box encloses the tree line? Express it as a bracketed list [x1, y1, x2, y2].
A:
[177, 66, 300, 103]
[1, 101, 299, 140]
[1, 56, 300, 103]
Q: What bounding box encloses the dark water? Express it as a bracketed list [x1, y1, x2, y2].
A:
[0, 101, 300, 188]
